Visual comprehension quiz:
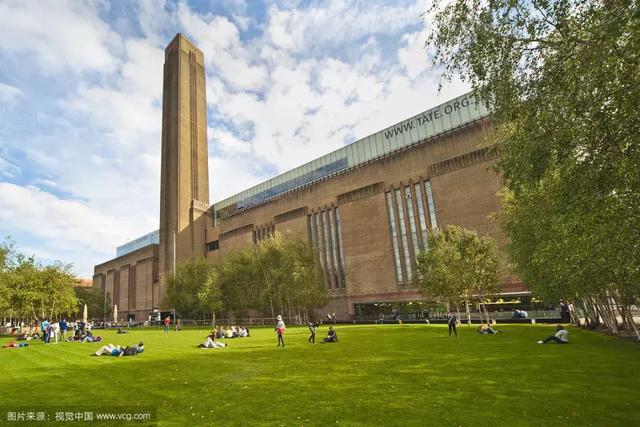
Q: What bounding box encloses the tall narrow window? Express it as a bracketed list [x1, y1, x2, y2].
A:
[328, 209, 341, 288]
[425, 180, 438, 229]
[322, 210, 334, 289]
[395, 188, 412, 281]
[404, 185, 420, 258]
[414, 182, 429, 248]
[334, 207, 346, 286]
[314, 212, 325, 272]
[386, 192, 403, 283]
[309, 214, 317, 248]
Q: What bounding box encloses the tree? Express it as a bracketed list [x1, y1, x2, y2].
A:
[75, 286, 111, 321]
[215, 233, 326, 322]
[426, 0, 640, 337]
[416, 225, 500, 324]
[165, 256, 221, 321]
[0, 237, 78, 321]
[0, 238, 14, 317]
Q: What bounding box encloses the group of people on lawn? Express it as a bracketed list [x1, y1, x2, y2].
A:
[197, 315, 338, 349]
[4, 310, 570, 357]
[214, 325, 250, 339]
[10, 319, 100, 343]
[447, 310, 569, 343]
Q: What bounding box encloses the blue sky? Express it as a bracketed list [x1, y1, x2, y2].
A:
[0, 0, 468, 278]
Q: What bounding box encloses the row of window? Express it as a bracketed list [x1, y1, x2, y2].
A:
[253, 224, 275, 242]
[308, 207, 346, 290]
[386, 180, 438, 284]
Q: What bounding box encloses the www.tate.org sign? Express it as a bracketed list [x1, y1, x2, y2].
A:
[380, 93, 489, 142]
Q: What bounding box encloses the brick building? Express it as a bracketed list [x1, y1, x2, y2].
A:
[92, 33, 525, 322]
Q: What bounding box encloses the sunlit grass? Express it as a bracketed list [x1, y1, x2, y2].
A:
[1, 324, 638, 426]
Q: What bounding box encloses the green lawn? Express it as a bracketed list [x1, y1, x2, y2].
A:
[0, 324, 639, 426]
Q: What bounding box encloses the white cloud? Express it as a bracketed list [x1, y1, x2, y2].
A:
[0, 0, 471, 277]
[210, 127, 252, 156]
[266, 0, 422, 53]
[177, 5, 269, 91]
[0, 0, 120, 73]
[0, 83, 23, 107]
[209, 154, 269, 202]
[0, 183, 144, 273]
[398, 31, 430, 79]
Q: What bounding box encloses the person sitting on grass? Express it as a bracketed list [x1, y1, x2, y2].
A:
[81, 330, 98, 343]
[117, 327, 128, 334]
[477, 324, 503, 334]
[321, 326, 338, 343]
[215, 326, 225, 339]
[538, 325, 569, 344]
[198, 331, 227, 349]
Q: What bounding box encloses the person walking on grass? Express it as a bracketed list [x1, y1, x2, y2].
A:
[308, 321, 317, 344]
[163, 316, 171, 334]
[447, 310, 458, 338]
[275, 315, 286, 347]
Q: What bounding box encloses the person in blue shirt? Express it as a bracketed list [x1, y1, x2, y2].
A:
[41, 319, 49, 343]
[59, 319, 68, 340]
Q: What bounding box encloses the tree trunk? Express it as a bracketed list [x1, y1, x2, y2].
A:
[464, 301, 471, 325]
[269, 295, 275, 320]
[596, 294, 618, 335]
[482, 303, 491, 325]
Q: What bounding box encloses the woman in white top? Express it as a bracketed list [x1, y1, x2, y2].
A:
[538, 325, 569, 344]
[275, 315, 286, 347]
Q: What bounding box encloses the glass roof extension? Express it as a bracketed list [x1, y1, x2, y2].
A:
[212, 91, 490, 215]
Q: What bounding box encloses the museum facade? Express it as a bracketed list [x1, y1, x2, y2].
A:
[92, 34, 525, 321]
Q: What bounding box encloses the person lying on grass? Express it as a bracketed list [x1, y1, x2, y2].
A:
[3, 342, 29, 348]
[93, 341, 144, 357]
[321, 326, 338, 343]
[477, 324, 503, 334]
[198, 331, 227, 349]
[537, 325, 569, 344]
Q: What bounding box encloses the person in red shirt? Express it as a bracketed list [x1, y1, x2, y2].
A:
[163, 316, 170, 334]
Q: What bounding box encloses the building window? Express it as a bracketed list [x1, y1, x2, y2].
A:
[404, 185, 420, 259]
[395, 188, 412, 281]
[314, 212, 326, 272]
[425, 180, 438, 229]
[386, 192, 404, 283]
[414, 182, 430, 249]
[334, 207, 346, 285]
[309, 207, 347, 290]
[254, 224, 274, 242]
[322, 210, 334, 289]
[206, 240, 219, 251]
[328, 209, 342, 288]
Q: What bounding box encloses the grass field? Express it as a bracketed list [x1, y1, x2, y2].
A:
[0, 324, 639, 426]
